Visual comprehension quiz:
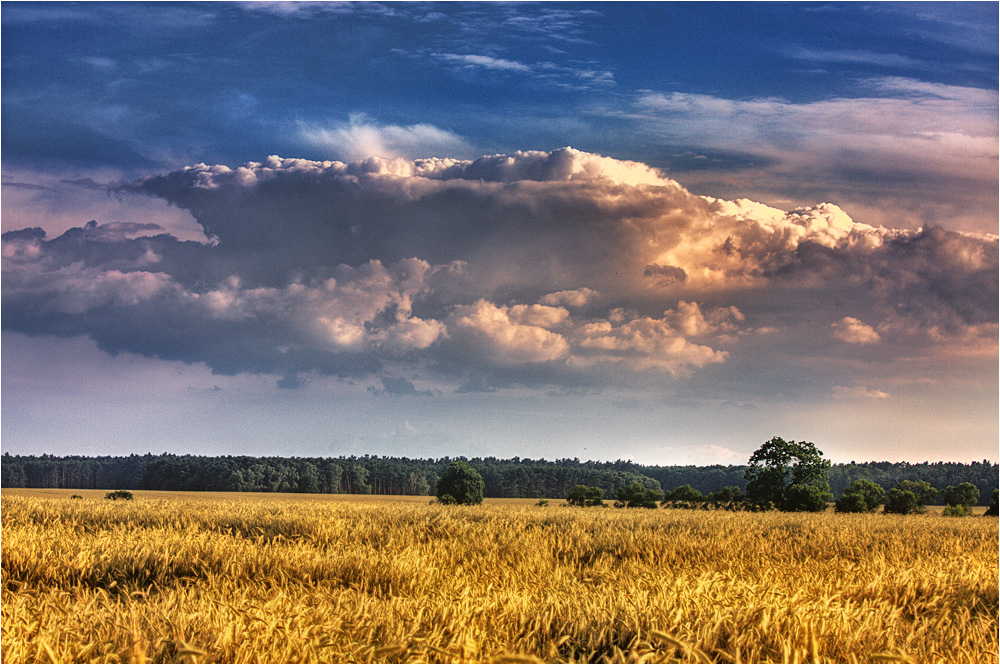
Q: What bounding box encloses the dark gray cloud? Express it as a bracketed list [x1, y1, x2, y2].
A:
[4, 149, 996, 393]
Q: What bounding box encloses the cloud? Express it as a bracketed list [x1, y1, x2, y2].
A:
[831, 317, 881, 345]
[832, 386, 891, 400]
[630, 77, 998, 232]
[298, 114, 473, 161]
[432, 53, 531, 72]
[4, 148, 995, 392]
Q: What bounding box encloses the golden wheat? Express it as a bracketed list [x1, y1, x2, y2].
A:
[1, 491, 996, 663]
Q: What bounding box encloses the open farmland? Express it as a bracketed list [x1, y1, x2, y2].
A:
[2, 492, 997, 664]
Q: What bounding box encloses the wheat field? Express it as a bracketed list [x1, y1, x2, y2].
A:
[1, 491, 997, 664]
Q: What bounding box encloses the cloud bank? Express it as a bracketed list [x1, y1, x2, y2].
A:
[3, 148, 996, 392]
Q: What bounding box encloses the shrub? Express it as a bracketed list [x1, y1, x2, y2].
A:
[663, 484, 704, 509]
[566, 485, 605, 507]
[70, 495, 84, 500]
[105, 490, 134, 501]
[435, 461, 484, 505]
[436, 494, 458, 505]
[985, 489, 998, 517]
[535, 499, 549, 507]
[883, 481, 937, 515]
[941, 482, 979, 515]
[835, 479, 885, 513]
[614, 482, 661, 509]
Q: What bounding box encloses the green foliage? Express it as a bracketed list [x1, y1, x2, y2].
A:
[614, 482, 661, 509]
[744, 437, 832, 512]
[883, 480, 937, 515]
[436, 494, 457, 505]
[942, 504, 973, 517]
[782, 483, 831, 512]
[70, 495, 83, 500]
[835, 479, 885, 513]
[985, 489, 999, 517]
[566, 485, 605, 507]
[435, 461, 484, 505]
[707, 486, 746, 510]
[535, 499, 549, 507]
[663, 484, 704, 509]
[941, 482, 979, 509]
[105, 489, 134, 501]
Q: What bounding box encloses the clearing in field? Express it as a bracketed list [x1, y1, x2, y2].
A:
[2, 492, 997, 663]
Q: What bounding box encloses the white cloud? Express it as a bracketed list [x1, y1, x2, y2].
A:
[540, 288, 599, 308]
[298, 114, 473, 161]
[432, 53, 531, 72]
[831, 317, 882, 345]
[5, 148, 993, 393]
[832, 386, 891, 400]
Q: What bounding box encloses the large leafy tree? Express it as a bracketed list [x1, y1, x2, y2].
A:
[435, 461, 485, 505]
[744, 437, 832, 512]
[566, 485, 605, 507]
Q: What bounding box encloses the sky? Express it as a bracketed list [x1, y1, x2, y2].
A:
[2, 2, 997, 466]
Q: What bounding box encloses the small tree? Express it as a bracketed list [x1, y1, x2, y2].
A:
[883, 480, 937, 515]
[105, 489, 134, 501]
[663, 484, 704, 509]
[744, 437, 832, 512]
[435, 461, 484, 505]
[835, 479, 885, 513]
[707, 486, 745, 510]
[941, 482, 979, 516]
[614, 482, 661, 509]
[567, 485, 605, 507]
[984, 489, 998, 517]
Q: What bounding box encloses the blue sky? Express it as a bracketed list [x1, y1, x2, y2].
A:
[2, 2, 997, 464]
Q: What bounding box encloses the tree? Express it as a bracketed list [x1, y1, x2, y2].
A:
[614, 482, 661, 509]
[883, 480, 937, 515]
[941, 482, 979, 516]
[105, 489, 134, 500]
[663, 484, 704, 509]
[743, 437, 832, 512]
[835, 479, 885, 513]
[567, 485, 605, 507]
[435, 461, 484, 505]
[985, 489, 998, 517]
[707, 486, 745, 510]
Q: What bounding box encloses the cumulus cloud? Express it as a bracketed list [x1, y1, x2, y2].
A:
[4, 148, 996, 391]
[831, 317, 882, 345]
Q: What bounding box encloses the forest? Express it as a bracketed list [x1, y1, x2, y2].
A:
[2, 453, 996, 503]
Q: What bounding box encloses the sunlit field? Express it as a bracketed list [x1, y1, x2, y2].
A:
[2, 491, 997, 664]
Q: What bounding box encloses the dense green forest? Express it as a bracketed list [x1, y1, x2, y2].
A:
[2, 453, 996, 503]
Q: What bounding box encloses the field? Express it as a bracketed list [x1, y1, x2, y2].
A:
[2, 490, 997, 664]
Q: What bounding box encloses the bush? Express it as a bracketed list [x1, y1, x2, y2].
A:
[985, 489, 998, 517]
[614, 482, 661, 509]
[105, 490, 134, 501]
[435, 461, 484, 505]
[70, 494, 84, 500]
[782, 483, 831, 512]
[883, 480, 937, 515]
[941, 482, 979, 515]
[835, 479, 885, 513]
[663, 484, 704, 509]
[566, 485, 605, 507]
[436, 493, 458, 505]
[535, 499, 549, 507]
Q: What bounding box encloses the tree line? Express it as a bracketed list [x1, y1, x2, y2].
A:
[2, 451, 996, 503]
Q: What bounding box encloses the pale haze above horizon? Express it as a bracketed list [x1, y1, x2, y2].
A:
[2, 2, 997, 465]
